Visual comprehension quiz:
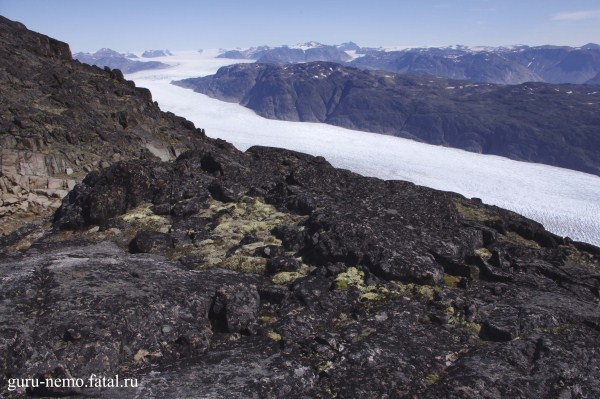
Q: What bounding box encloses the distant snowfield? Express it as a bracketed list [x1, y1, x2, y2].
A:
[127, 50, 600, 246]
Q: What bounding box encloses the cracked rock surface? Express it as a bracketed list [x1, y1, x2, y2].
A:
[1, 144, 598, 398]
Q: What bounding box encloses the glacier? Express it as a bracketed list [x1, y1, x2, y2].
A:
[127, 50, 600, 246]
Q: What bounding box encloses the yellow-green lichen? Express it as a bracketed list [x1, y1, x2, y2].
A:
[565, 246, 599, 273]
[272, 271, 304, 285]
[474, 247, 492, 260]
[359, 292, 384, 301]
[121, 203, 171, 233]
[424, 373, 440, 385]
[267, 331, 282, 342]
[33, 103, 67, 116]
[454, 200, 501, 222]
[500, 231, 541, 250]
[334, 267, 365, 290]
[463, 322, 482, 335]
[353, 327, 377, 343]
[258, 315, 277, 324]
[334, 268, 399, 302]
[192, 197, 304, 273]
[9, 224, 48, 252]
[318, 360, 333, 373]
[443, 274, 461, 288]
[392, 281, 437, 302]
[444, 306, 482, 337]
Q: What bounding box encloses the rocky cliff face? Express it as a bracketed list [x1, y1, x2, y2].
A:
[173, 62, 600, 176]
[1, 17, 599, 399]
[0, 16, 209, 237]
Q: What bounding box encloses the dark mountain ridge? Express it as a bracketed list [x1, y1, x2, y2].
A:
[173, 62, 600, 176]
[0, 16, 599, 399]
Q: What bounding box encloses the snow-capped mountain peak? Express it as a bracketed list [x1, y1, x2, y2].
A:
[291, 41, 325, 50]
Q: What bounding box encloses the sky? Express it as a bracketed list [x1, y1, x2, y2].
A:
[1, 0, 599, 52]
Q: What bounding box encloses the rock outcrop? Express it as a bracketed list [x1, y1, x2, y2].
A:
[0, 16, 208, 237]
[0, 17, 599, 399]
[1, 142, 599, 398]
[174, 62, 600, 176]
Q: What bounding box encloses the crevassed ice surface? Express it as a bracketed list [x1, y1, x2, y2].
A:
[127, 50, 600, 246]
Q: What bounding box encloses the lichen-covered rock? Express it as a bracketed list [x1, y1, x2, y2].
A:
[1, 144, 596, 398]
[0, 15, 599, 399]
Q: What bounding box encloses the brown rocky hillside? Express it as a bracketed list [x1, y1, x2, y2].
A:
[0, 16, 211, 236]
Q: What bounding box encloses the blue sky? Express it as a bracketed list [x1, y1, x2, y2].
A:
[1, 0, 599, 52]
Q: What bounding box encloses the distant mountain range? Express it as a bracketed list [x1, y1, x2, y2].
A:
[74, 48, 169, 73]
[173, 61, 600, 175]
[77, 41, 600, 85]
[142, 49, 173, 58]
[218, 41, 355, 64]
[352, 44, 600, 84]
[218, 42, 600, 85]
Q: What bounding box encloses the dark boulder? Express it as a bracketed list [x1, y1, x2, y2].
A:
[209, 284, 261, 334]
[266, 256, 301, 274]
[129, 230, 174, 254]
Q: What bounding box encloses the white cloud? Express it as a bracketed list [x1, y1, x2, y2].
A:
[553, 10, 600, 21]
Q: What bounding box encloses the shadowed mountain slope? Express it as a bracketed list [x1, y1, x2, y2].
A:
[174, 62, 600, 176]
